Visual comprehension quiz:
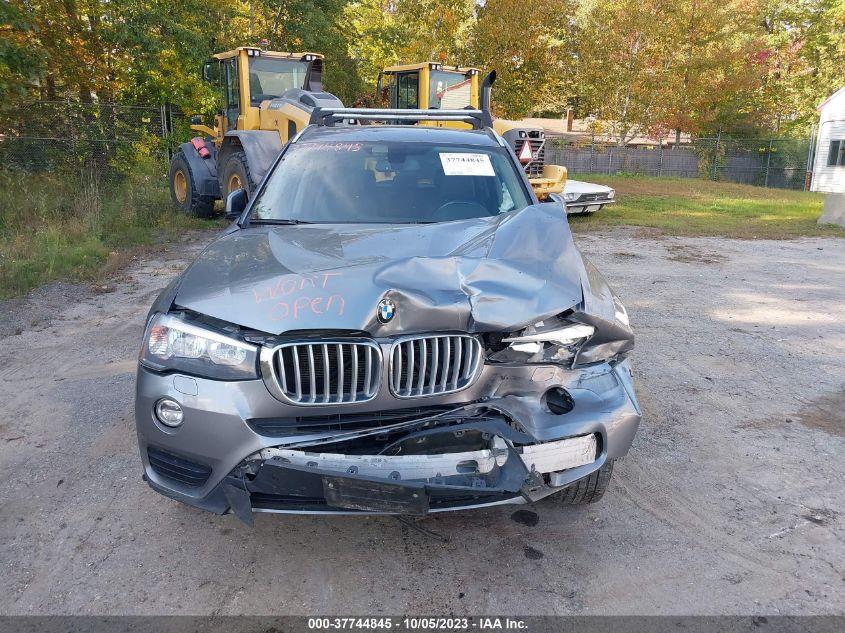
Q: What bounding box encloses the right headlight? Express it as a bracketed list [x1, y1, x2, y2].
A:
[563, 192, 578, 202]
[140, 313, 259, 380]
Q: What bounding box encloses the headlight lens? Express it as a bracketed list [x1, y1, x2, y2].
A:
[563, 192, 578, 202]
[607, 189, 615, 200]
[487, 319, 595, 365]
[140, 313, 258, 380]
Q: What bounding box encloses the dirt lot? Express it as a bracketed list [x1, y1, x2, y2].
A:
[0, 227, 842, 615]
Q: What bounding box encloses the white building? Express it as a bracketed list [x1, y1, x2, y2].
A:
[811, 87, 845, 193]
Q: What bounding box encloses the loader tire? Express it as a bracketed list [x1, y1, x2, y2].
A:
[546, 459, 615, 505]
[169, 150, 215, 218]
[221, 151, 255, 199]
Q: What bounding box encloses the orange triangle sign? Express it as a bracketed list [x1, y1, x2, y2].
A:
[518, 140, 533, 163]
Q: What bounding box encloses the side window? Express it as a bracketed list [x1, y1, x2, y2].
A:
[224, 59, 240, 129]
[397, 72, 419, 109]
[828, 140, 845, 167]
[385, 74, 398, 108]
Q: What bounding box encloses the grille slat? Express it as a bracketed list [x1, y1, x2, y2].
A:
[364, 346, 373, 396]
[418, 338, 427, 394]
[452, 337, 462, 390]
[389, 334, 481, 398]
[351, 344, 359, 401]
[439, 337, 450, 390]
[429, 338, 438, 394]
[322, 344, 330, 397]
[307, 345, 316, 403]
[268, 340, 381, 406]
[292, 347, 302, 401]
[337, 343, 344, 402]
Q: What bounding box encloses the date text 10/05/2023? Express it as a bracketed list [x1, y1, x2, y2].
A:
[307, 618, 529, 630]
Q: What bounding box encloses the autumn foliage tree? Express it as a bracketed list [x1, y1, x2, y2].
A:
[469, 0, 576, 118]
[1, 0, 842, 138]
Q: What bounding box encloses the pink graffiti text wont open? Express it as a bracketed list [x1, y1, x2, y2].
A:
[253, 272, 346, 321]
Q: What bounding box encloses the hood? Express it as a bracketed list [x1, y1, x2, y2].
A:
[173, 204, 587, 336]
[564, 179, 613, 195]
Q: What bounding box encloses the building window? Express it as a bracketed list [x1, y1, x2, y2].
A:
[828, 139, 845, 167]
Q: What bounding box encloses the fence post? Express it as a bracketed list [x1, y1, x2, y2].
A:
[608, 147, 613, 174]
[804, 125, 815, 191]
[764, 138, 773, 187]
[658, 132, 664, 177]
[589, 130, 595, 174]
[711, 130, 721, 181]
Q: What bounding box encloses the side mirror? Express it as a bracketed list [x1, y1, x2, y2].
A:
[544, 192, 567, 213]
[201, 60, 217, 82]
[225, 188, 248, 220]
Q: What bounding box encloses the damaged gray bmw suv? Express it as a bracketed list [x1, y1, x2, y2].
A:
[135, 108, 641, 523]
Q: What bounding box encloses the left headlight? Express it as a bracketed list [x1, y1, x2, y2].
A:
[140, 313, 259, 380]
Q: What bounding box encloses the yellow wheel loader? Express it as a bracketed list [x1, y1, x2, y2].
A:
[169, 47, 344, 216]
[378, 62, 566, 199]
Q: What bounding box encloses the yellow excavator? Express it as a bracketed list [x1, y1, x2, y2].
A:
[169, 46, 344, 216]
[378, 62, 566, 199]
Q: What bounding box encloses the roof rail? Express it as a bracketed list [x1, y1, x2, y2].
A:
[309, 107, 493, 130]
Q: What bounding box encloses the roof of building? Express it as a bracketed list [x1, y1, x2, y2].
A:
[817, 87, 845, 112]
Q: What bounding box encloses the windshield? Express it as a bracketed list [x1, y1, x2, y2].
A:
[429, 71, 472, 109]
[248, 57, 309, 105]
[250, 140, 531, 224]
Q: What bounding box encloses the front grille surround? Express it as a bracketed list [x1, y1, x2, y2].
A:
[261, 339, 382, 406]
[525, 137, 546, 177]
[389, 334, 483, 399]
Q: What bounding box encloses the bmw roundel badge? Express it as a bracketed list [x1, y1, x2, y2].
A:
[377, 298, 396, 323]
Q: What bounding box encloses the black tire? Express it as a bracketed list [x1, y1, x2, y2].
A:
[546, 459, 615, 505]
[168, 150, 215, 217]
[220, 151, 255, 199]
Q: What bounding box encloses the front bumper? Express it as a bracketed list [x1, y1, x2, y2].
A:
[136, 358, 640, 522]
[566, 198, 615, 214]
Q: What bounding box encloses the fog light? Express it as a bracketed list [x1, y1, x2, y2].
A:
[154, 398, 183, 427]
[543, 387, 574, 415]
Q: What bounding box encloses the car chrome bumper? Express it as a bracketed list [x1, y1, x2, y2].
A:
[566, 199, 615, 214]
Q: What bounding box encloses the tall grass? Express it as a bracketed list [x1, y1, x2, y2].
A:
[0, 160, 221, 298]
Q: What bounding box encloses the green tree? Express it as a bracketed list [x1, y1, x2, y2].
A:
[469, 0, 575, 118]
[757, 0, 845, 135]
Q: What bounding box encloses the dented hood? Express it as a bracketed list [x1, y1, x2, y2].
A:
[174, 204, 588, 335]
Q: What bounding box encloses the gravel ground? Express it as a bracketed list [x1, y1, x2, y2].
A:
[0, 227, 842, 615]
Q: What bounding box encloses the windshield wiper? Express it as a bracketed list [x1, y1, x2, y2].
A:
[251, 218, 312, 225]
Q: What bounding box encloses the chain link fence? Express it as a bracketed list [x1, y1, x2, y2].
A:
[0, 101, 178, 184]
[0, 103, 815, 192]
[545, 135, 813, 190]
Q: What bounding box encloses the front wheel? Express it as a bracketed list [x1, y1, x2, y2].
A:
[544, 459, 615, 505]
[168, 151, 215, 217]
[220, 151, 255, 199]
